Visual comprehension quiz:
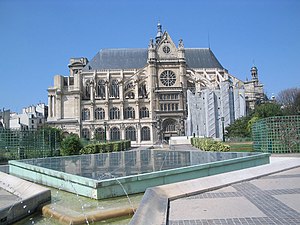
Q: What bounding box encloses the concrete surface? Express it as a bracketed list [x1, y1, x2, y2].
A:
[130, 156, 300, 225]
[0, 172, 51, 225]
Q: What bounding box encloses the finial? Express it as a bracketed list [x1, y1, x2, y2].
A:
[178, 39, 184, 48]
[155, 22, 163, 44]
[149, 38, 154, 48]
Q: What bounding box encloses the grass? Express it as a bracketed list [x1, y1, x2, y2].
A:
[227, 142, 254, 152]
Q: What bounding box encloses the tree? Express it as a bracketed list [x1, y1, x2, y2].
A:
[277, 87, 300, 115]
[253, 102, 283, 118]
[60, 133, 83, 156]
[225, 116, 251, 139]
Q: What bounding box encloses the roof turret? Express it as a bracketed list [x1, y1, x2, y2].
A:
[155, 23, 163, 44]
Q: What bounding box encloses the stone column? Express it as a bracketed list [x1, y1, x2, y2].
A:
[135, 101, 140, 120]
[120, 102, 124, 120]
[53, 95, 56, 117]
[90, 80, 95, 102]
[120, 124, 125, 140]
[48, 95, 53, 118]
[136, 123, 141, 144]
[90, 104, 95, 121]
[57, 96, 61, 119]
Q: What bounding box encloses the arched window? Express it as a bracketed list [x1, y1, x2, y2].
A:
[110, 127, 120, 141]
[82, 128, 90, 140]
[82, 108, 90, 120]
[95, 127, 105, 141]
[141, 126, 150, 141]
[95, 108, 105, 120]
[109, 107, 120, 120]
[97, 80, 106, 99]
[124, 107, 135, 119]
[124, 81, 134, 91]
[138, 83, 147, 98]
[163, 119, 177, 132]
[139, 107, 149, 118]
[125, 126, 136, 141]
[110, 79, 119, 98]
[85, 80, 90, 99]
[125, 91, 135, 99]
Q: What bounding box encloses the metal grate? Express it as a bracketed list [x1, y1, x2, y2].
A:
[0, 129, 60, 162]
[252, 116, 300, 153]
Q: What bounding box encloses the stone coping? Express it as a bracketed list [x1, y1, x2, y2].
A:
[129, 157, 300, 225]
[9, 152, 269, 199]
[0, 172, 51, 225]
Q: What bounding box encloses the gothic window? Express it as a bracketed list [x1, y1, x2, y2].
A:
[160, 70, 176, 86]
[95, 127, 105, 141]
[97, 80, 106, 98]
[82, 128, 90, 140]
[125, 91, 135, 99]
[95, 108, 105, 120]
[110, 127, 120, 141]
[165, 120, 176, 131]
[125, 126, 136, 141]
[124, 107, 135, 119]
[110, 79, 119, 98]
[139, 107, 149, 118]
[138, 83, 147, 98]
[124, 81, 134, 91]
[82, 108, 90, 120]
[85, 80, 90, 99]
[109, 107, 120, 120]
[141, 126, 150, 141]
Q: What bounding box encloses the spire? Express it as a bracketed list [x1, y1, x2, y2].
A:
[155, 22, 163, 44]
[251, 66, 258, 80]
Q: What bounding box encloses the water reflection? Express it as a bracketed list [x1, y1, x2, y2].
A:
[18, 150, 258, 180]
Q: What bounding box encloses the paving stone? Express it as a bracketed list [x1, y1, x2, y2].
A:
[169, 166, 300, 225]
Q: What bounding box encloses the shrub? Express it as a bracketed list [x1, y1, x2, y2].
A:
[191, 137, 230, 152]
[60, 134, 83, 156]
[79, 140, 131, 155]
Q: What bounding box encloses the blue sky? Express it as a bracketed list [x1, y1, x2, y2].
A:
[0, 0, 299, 112]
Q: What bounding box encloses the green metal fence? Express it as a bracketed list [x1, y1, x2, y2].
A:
[252, 115, 300, 153]
[0, 129, 60, 162]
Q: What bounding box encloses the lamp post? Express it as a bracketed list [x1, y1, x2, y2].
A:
[104, 121, 107, 143]
[221, 117, 225, 142]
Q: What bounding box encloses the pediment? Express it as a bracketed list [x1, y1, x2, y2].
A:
[156, 32, 178, 59]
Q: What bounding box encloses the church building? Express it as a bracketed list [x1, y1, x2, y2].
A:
[47, 24, 264, 145]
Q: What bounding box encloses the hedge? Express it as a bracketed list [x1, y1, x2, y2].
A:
[79, 140, 131, 154]
[191, 137, 230, 152]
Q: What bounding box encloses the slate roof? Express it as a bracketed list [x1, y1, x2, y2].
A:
[83, 48, 223, 71]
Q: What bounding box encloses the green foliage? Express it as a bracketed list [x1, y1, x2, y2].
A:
[79, 140, 131, 154]
[253, 102, 283, 118]
[247, 116, 259, 134]
[191, 138, 230, 152]
[226, 102, 283, 139]
[60, 134, 83, 156]
[225, 116, 251, 139]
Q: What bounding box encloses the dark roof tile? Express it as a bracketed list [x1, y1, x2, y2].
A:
[83, 48, 223, 71]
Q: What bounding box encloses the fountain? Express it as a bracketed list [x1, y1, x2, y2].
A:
[9, 149, 270, 200]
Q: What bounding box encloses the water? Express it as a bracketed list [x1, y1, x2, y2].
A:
[11, 185, 143, 225]
[16, 149, 259, 181]
[8, 149, 263, 224]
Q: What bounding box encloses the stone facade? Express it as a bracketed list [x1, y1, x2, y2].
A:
[47, 24, 263, 145]
[9, 103, 48, 130]
[244, 66, 265, 114]
[186, 81, 246, 139]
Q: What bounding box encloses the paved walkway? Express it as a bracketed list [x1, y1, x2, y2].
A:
[169, 163, 300, 225]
